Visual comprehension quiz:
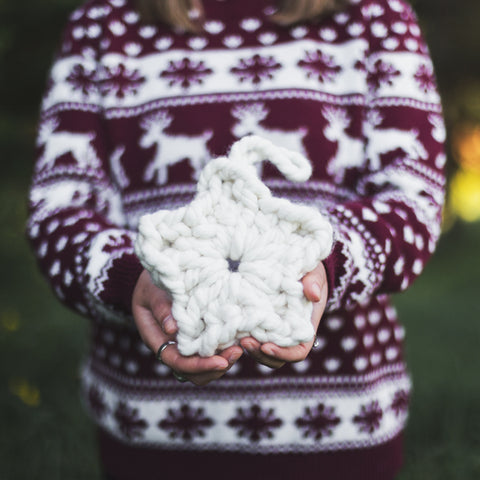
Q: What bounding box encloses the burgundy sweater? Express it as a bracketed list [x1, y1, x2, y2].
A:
[27, 0, 445, 478]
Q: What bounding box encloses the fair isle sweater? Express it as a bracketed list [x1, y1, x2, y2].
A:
[27, 0, 445, 478]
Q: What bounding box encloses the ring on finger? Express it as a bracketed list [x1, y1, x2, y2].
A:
[156, 340, 177, 364]
[173, 371, 188, 383]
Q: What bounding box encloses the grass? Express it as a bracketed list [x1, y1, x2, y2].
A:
[0, 182, 101, 479]
[395, 223, 480, 480]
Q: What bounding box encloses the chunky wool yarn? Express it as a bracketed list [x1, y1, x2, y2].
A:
[135, 136, 333, 356]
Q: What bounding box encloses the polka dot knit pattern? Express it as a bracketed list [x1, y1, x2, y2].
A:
[135, 136, 333, 356]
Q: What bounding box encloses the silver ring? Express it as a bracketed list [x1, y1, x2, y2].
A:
[156, 340, 176, 364]
[173, 371, 188, 383]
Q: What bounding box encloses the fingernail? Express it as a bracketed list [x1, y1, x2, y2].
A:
[311, 283, 321, 302]
[215, 360, 229, 370]
[241, 339, 256, 351]
[262, 345, 276, 356]
[163, 315, 176, 333]
[228, 351, 242, 364]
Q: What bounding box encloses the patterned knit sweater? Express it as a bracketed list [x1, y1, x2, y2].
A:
[27, 0, 445, 478]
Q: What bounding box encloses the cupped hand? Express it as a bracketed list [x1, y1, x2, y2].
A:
[132, 269, 243, 385]
[240, 262, 328, 369]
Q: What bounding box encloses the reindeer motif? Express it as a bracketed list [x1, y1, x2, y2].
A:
[364, 110, 428, 169]
[30, 178, 125, 225]
[139, 110, 213, 185]
[109, 145, 129, 189]
[36, 117, 100, 172]
[231, 103, 308, 157]
[366, 164, 443, 226]
[322, 106, 365, 182]
[30, 180, 92, 215]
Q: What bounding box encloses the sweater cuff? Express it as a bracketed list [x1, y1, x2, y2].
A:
[100, 252, 144, 315]
[322, 241, 346, 307]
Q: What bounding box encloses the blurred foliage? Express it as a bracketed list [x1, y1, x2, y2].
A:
[1, 0, 480, 479]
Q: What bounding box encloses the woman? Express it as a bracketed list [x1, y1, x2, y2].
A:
[27, 0, 446, 478]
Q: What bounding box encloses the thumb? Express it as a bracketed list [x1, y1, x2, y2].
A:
[302, 262, 328, 303]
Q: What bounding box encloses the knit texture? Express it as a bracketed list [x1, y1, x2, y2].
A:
[26, 0, 445, 477]
[135, 135, 333, 356]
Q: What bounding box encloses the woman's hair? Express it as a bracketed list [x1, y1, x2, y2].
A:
[135, 0, 348, 32]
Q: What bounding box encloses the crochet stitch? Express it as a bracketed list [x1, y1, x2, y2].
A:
[135, 136, 333, 356]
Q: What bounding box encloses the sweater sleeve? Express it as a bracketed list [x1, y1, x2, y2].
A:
[26, 4, 143, 322]
[323, 0, 446, 311]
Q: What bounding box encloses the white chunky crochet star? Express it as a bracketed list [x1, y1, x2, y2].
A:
[135, 136, 333, 357]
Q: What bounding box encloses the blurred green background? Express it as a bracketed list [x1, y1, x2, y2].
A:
[1, 0, 480, 478]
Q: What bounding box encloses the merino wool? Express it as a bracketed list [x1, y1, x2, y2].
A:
[27, 0, 445, 478]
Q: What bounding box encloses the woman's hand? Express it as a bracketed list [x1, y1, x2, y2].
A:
[132, 270, 243, 386]
[240, 262, 328, 369]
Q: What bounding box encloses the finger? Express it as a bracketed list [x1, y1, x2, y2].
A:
[148, 294, 175, 333]
[161, 344, 229, 374]
[161, 314, 178, 335]
[170, 346, 243, 386]
[258, 298, 326, 363]
[132, 304, 169, 354]
[217, 345, 244, 367]
[240, 337, 285, 369]
[260, 341, 312, 363]
[302, 263, 327, 303]
[311, 298, 326, 325]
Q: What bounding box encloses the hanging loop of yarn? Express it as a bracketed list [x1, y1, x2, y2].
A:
[135, 135, 334, 357]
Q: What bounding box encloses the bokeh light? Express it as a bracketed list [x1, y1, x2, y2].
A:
[449, 123, 480, 222]
[452, 124, 480, 173]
